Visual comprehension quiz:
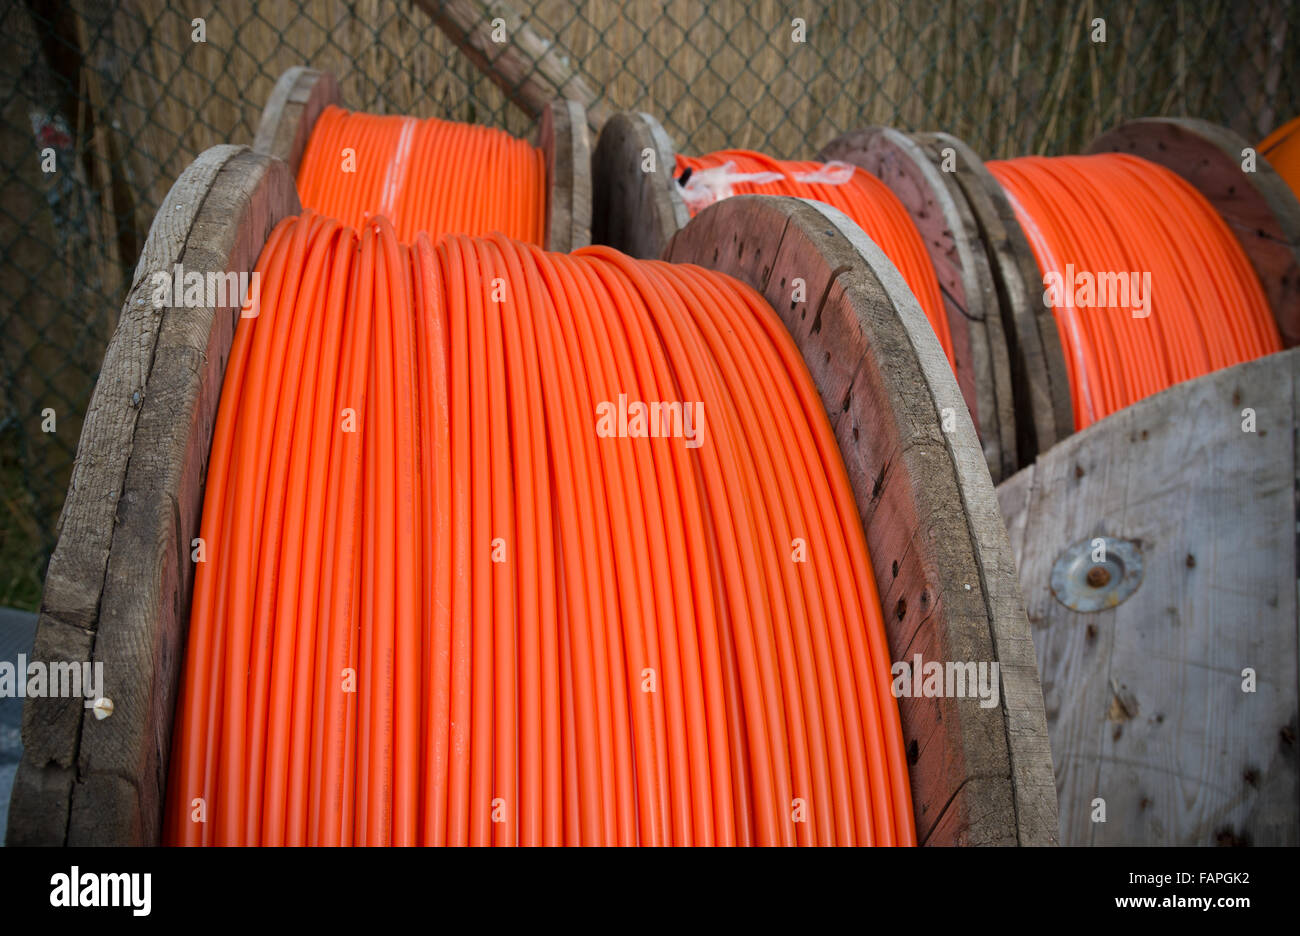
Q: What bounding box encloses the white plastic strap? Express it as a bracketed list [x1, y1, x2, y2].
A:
[376, 117, 419, 221]
[680, 161, 785, 212]
[792, 160, 856, 186]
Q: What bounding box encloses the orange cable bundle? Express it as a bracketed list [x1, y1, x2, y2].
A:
[988, 153, 1280, 429]
[163, 210, 915, 847]
[675, 149, 955, 368]
[296, 105, 547, 244]
[1260, 115, 1300, 203]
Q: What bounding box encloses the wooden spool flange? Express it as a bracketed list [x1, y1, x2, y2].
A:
[536, 99, 593, 254]
[911, 131, 1073, 464]
[252, 65, 592, 252]
[666, 195, 1058, 845]
[998, 348, 1300, 845]
[591, 110, 688, 260]
[6, 146, 299, 845]
[251, 65, 341, 177]
[1088, 117, 1300, 348]
[819, 128, 1019, 482]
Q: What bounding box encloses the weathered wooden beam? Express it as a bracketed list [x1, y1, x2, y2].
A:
[418, 0, 613, 132]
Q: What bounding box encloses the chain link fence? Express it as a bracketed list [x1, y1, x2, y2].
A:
[2, 0, 1296, 609]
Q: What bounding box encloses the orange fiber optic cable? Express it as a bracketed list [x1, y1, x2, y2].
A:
[675, 149, 955, 368]
[162, 212, 916, 847]
[296, 106, 547, 245]
[1260, 115, 1300, 203]
[988, 153, 1280, 429]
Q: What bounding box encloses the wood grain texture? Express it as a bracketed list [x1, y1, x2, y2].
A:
[7, 147, 299, 846]
[418, 0, 612, 131]
[918, 131, 1074, 464]
[537, 98, 592, 252]
[820, 127, 1017, 482]
[592, 111, 688, 260]
[998, 348, 1300, 845]
[665, 195, 1057, 845]
[252, 66, 341, 177]
[1088, 117, 1300, 348]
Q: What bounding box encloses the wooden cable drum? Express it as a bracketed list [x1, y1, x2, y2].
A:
[1087, 118, 1300, 350]
[592, 111, 1021, 484]
[6, 146, 299, 845]
[7, 151, 1056, 844]
[665, 196, 1056, 845]
[997, 347, 1300, 846]
[915, 118, 1300, 461]
[253, 65, 592, 253]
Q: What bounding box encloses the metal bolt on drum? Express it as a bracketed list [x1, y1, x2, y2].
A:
[1050, 536, 1143, 613]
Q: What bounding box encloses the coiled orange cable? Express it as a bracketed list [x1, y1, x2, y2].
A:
[988, 153, 1280, 429]
[675, 150, 955, 368]
[296, 106, 547, 245]
[1260, 116, 1300, 203]
[163, 211, 915, 847]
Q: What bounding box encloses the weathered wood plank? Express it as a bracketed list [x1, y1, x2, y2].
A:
[820, 127, 1018, 483]
[1088, 118, 1300, 348]
[252, 66, 341, 177]
[665, 195, 1058, 845]
[592, 111, 688, 260]
[8, 147, 243, 844]
[998, 348, 1300, 845]
[537, 98, 592, 252]
[7, 147, 299, 845]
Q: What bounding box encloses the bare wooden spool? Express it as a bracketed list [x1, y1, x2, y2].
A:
[6, 146, 299, 845]
[593, 112, 1020, 484]
[666, 195, 1058, 845]
[818, 128, 1020, 482]
[1088, 117, 1300, 349]
[252, 65, 592, 252]
[591, 110, 688, 261]
[998, 347, 1300, 845]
